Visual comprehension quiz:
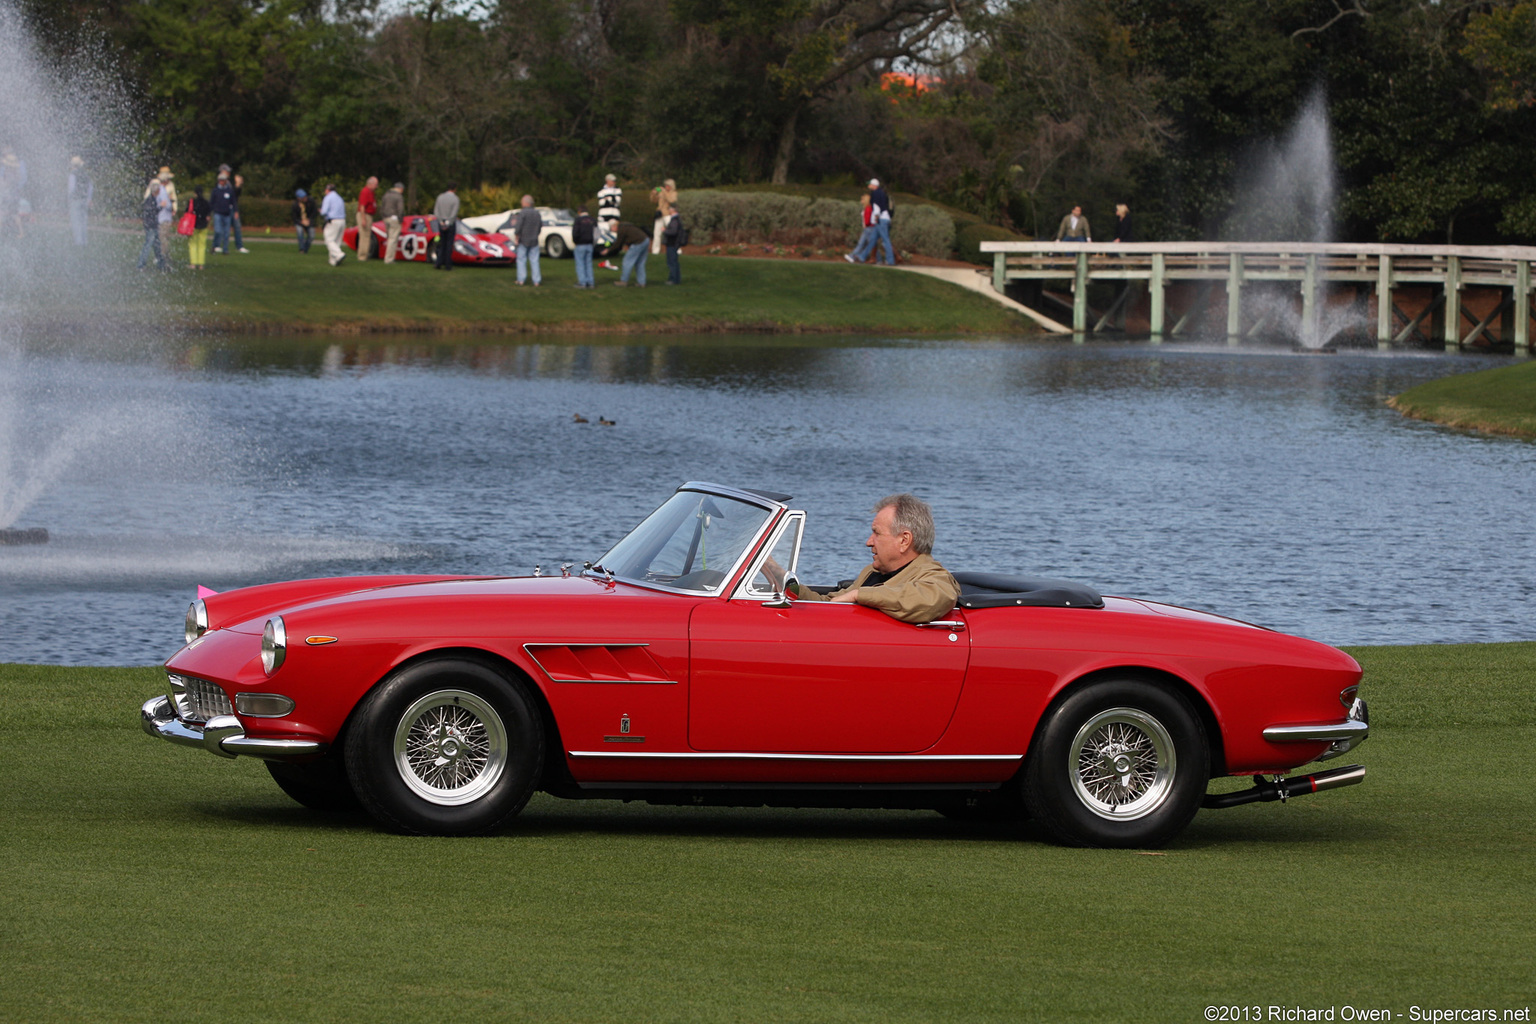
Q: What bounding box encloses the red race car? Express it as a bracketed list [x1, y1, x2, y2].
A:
[343, 215, 514, 265]
[141, 482, 1368, 847]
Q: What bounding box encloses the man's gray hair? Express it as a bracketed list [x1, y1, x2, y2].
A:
[874, 493, 935, 554]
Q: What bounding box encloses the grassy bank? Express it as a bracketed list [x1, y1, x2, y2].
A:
[3, 643, 1533, 1022]
[63, 231, 1030, 336]
[1389, 359, 1536, 438]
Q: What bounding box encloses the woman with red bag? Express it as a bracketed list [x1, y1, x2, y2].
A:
[185, 186, 211, 269]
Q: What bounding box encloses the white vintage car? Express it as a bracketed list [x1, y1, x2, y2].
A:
[459, 207, 610, 259]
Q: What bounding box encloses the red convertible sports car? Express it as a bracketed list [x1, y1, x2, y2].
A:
[141, 482, 1369, 847]
[343, 215, 514, 265]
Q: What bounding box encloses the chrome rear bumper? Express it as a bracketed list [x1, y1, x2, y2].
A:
[1263, 697, 1369, 762]
[140, 695, 326, 761]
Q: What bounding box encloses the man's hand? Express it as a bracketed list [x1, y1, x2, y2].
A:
[829, 588, 859, 604]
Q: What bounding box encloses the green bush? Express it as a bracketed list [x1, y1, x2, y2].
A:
[670, 190, 955, 258]
[235, 196, 296, 229]
[956, 222, 1026, 265]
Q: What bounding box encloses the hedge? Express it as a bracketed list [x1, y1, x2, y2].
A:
[672, 189, 955, 258]
[956, 222, 1026, 265]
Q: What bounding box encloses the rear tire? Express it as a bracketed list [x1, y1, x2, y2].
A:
[345, 659, 544, 835]
[267, 753, 361, 812]
[545, 234, 567, 259]
[1023, 679, 1207, 848]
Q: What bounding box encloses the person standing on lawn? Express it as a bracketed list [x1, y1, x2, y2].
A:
[662, 204, 684, 285]
[320, 183, 347, 266]
[572, 204, 596, 288]
[432, 183, 459, 271]
[291, 189, 317, 253]
[210, 168, 235, 254]
[67, 156, 92, 247]
[137, 180, 168, 270]
[151, 167, 178, 266]
[596, 172, 622, 269]
[512, 194, 542, 286]
[230, 172, 250, 253]
[187, 185, 211, 269]
[379, 182, 405, 263]
[356, 176, 378, 260]
[651, 177, 677, 254]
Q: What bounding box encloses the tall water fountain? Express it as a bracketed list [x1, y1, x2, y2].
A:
[0, 2, 140, 541]
[1223, 87, 1364, 349]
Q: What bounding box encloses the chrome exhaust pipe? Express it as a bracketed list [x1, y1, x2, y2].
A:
[1203, 764, 1366, 809]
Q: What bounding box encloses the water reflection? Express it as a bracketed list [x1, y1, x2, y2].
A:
[2, 334, 1531, 665]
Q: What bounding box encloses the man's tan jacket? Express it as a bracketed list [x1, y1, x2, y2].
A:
[794, 553, 960, 624]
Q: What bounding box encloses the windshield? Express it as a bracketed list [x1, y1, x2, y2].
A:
[596, 491, 774, 592]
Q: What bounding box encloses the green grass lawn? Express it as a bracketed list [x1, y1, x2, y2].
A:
[3, 644, 1533, 1022]
[45, 232, 1029, 336]
[1390, 359, 1536, 438]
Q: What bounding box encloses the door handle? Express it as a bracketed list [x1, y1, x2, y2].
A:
[917, 620, 965, 631]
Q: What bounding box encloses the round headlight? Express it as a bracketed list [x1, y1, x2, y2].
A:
[261, 616, 287, 675]
[185, 599, 209, 644]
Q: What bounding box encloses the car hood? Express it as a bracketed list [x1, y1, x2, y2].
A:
[211, 574, 622, 635]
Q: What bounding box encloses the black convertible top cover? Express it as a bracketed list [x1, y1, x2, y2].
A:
[951, 571, 1104, 610]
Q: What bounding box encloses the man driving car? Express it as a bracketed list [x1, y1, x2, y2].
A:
[789, 494, 959, 624]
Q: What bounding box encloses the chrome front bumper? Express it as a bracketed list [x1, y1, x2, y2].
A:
[140, 695, 327, 761]
[1263, 697, 1369, 762]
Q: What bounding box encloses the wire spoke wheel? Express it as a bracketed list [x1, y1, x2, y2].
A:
[1069, 708, 1176, 820]
[392, 689, 508, 806]
[1024, 679, 1206, 847]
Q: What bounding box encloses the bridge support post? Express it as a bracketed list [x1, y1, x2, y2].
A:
[993, 252, 1005, 295]
[1302, 254, 1319, 346]
[1227, 253, 1243, 342]
[1376, 255, 1394, 349]
[1445, 256, 1462, 351]
[1149, 253, 1166, 342]
[1517, 260, 1531, 356]
[1073, 252, 1089, 336]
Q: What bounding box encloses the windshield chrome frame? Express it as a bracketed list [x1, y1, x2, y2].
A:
[731, 511, 805, 602]
[590, 482, 789, 597]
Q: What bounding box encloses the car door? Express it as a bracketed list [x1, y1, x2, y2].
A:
[687, 598, 971, 753]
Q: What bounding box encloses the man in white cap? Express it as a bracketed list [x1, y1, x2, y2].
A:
[867, 178, 895, 265]
[596, 172, 622, 269]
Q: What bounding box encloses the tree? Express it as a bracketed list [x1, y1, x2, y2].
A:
[670, 0, 972, 183]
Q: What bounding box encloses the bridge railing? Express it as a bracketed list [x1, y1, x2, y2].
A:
[978, 241, 1536, 349]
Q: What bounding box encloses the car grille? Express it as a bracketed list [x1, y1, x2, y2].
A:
[170, 674, 233, 722]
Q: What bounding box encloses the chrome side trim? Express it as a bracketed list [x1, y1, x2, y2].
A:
[567, 750, 1021, 761]
[547, 679, 678, 685]
[140, 695, 327, 761]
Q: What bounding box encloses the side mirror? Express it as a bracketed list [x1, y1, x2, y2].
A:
[763, 572, 798, 609]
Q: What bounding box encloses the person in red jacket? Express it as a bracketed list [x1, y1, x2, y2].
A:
[356, 176, 378, 260]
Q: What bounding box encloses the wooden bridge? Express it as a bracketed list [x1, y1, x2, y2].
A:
[980, 241, 1536, 352]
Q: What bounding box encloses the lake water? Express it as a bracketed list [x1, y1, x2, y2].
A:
[1, 334, 1532, 665]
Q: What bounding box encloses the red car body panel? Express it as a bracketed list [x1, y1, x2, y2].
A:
[342, 215, 514, 265]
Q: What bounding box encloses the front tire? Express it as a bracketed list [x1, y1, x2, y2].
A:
[545, 234, 568, 259]
[1023, 679, 1207, 848]
[345, 659, 544, 835]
